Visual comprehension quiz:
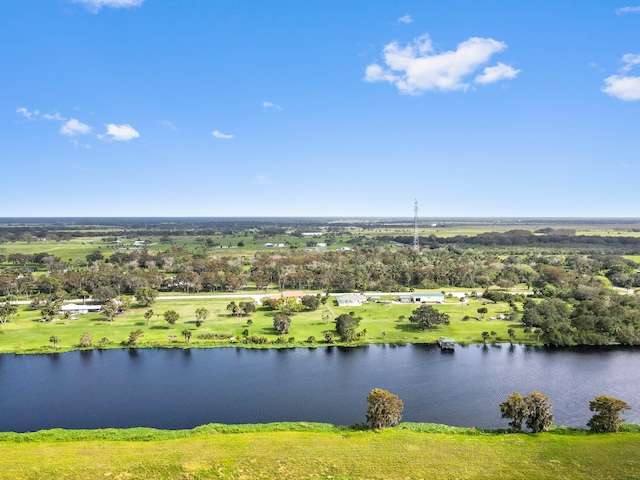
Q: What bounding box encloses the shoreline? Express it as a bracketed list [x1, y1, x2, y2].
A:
[2, 420, 639, 439]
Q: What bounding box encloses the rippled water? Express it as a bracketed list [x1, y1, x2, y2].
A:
[1, 344, 639, 432]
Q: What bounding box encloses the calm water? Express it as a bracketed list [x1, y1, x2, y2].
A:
[1, 344, 639, 433]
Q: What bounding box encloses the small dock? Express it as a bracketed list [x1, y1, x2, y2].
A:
[437, 337, 455, 350]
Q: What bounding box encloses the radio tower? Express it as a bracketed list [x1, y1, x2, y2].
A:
[413, 199, 419, 251]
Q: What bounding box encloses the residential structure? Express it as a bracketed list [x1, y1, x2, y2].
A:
[410, 292, 445, 304]
[336, 293, 368, 307]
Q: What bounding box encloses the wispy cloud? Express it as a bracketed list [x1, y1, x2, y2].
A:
[211, 130, 234, 139]
[398, 14, 413, 24]
[615, 6, 640, 14]
[621, 53, 640, 72]
[262, 101, 282, 111]
[364, 34, 519, 94]
[16, 107, 39, 120]
[602, 53, 640, 101]
[42, 112, 66, 121]
[100, 124, 140, 141]
[161, 120, 177, 131]
[253, 175, 272, 185]
[60, 119, 92, 136]
[72, 0, 144, 12]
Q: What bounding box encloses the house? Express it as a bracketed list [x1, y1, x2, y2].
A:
[410, 292, 445, 304]
[316, 243, 327, 248]
[398, 295, 412, 303]
[264, 243, 274, 247]
[269, 290, 305, 301]
[336, 293, 368, 307]
[59, 303, 102, 315]
[301, 232, 323, 237]
[133, 240, 145, 246]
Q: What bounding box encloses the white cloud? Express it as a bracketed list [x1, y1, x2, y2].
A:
[398, 14, 413, 24]
[211, 130, 234, 139]
[621, 53, 640, 72]
[364, 34, 518, 94]
[16, 107, 39, 120]
[72, 0, 144, 11]
[262, 101, 282, 111]
[60, 119, 92, 136]
[615, 6, 640, 14]
[601, 53, 640, 101]
[602, 75, 640, 101]
[102, 123, 140, 141]
[475, 62, 521, 84]
[42, 112, 66, 121]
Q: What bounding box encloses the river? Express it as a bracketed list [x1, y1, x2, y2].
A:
[1, 344, 639, 432]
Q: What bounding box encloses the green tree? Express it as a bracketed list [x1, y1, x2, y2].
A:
[239, 301, 256, 315]
[40, 304, 57, 322]
[164, 310, 180, 328]
[0, 302, 18, 324]
[273, 313, 291, 334]
[477, 307, 488, 318]
[128, 329, 144, 345]
[144, 309, 154, 326]
[525, 391, 554, 433]
[587, 396, 631, 433]
[508, 328, 516, 344]
[499, 392, 529, 432]
[481, 331, 489, 344]
[335, 313, 358, 341]
[365, 388, 404, 429]
[275, 296, 304, 314]
[195, 307, 210, 323]
[324, 332, 334, 343]
[49, 335, 60, 348]
[182, 329, 192, 344]
[408, 305, 450, 331]
[135, 287, 159, 307]
[93, 285, 116, 302]
[117, 295, 132, 322]
[101, 300, 118, 324]
[79, 331, 93, 347]
[301, 295, 320, 311]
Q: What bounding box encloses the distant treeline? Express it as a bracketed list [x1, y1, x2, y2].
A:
[384, 230, 640, 252]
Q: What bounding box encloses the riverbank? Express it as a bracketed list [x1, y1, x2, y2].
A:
[0, 295, 535, 355]
[1, 422, 639, 479]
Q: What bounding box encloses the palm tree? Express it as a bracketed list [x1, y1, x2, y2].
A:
[49, 335, 60, 348]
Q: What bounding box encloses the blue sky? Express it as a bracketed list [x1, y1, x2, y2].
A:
[2, 0, 640, 217]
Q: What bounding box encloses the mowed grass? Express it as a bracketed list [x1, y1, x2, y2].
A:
[0, 296, 524, 354]
[1, 424, 639, 479]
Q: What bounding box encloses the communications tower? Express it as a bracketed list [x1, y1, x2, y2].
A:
[413, 199, 419, 251]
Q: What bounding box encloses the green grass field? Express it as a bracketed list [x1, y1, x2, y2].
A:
[2, 219, 640, 261]
[0, 296, 524, 354]
[1, 423, 639, 479]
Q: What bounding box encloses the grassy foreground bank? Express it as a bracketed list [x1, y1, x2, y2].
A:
[1, 423, 640, 479]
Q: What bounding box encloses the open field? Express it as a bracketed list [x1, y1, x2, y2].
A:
[0, 296, 522, 354]
[3, 217, 640, 261]
[1, 423, 639, 479]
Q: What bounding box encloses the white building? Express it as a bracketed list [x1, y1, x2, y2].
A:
[336, 293, 368, 307]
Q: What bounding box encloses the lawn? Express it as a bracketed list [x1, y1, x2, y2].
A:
[1, 423, 639, 479]
[0, 296, 526, 354]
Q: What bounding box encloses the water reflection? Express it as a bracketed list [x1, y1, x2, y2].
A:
[0, 344, 639, 433]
